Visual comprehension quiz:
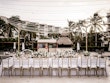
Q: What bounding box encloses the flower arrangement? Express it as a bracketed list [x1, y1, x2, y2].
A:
[16, 51, 20, 57]
[83, 51, 90, 56]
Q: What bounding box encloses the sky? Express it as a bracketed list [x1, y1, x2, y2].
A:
[0, 0, 110, 28]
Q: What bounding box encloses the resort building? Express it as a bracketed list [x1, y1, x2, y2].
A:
[47, 25, 54, 34]
[38, 24, 48, 37]
[54, 27, 61, 33]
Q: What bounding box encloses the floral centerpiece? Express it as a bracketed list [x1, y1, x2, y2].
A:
[83, 51, 90, 56]
[16, 51, 20, 57]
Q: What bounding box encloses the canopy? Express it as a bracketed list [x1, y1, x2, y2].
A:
[57, 37, 73, 45]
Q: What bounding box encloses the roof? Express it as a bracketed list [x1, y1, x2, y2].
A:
[57, 37, 73, 45]
[37, 39, 57, 43]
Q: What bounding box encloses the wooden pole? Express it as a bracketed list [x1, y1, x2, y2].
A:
[86, 27, 88, 51]
[18, 29, 20, 55]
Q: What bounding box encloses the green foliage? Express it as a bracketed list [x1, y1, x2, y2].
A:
[0, 38, 17, 42]
[81, 46, 108, 51]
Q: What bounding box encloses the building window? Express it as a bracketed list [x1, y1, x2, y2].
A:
[38, 43, 45, 48]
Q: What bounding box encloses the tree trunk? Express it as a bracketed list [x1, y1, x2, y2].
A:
[86, 27, 88, 51]
[95, 33, 97, 46]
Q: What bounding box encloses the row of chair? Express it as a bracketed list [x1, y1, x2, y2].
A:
[1, 56, 107, 76]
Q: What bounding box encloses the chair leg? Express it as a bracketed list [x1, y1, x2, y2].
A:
[61, 68, 63, 76]
[48, 68, 50, 76]
[95, 69, 97, 76]
[39, 68, 41, 76]
[30, 68, 31, 76]
[32, 68, 34, 76]
[96, 69, 98, 77]
[69, 69, 71, 77]
[42, 68, 43, 76]
[50, 67, 52, 76]
[86, 68, 88, 76]
[22, 69, 24, 76]
[85, 69, 86, 76]
[15, 69, 16, 76]
[87, 68, 90, 76]
[60, 68, 62, 77]
[51, 68, 53, 76]
[20, 68, 22, 77]
[58, 68, 59, 77]
[77, 69, 79, 77]
[101, 69, 104, 76]
[104, 68, 107, 77]
[1, 69, 3, 77]
[67, 68, 69, 77]
[8, 69, 10, 77]
[40, 67, 42, 76]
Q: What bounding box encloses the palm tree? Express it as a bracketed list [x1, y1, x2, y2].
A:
[88, 13, 104, 47]
[0, 18, 17, 38]
[6, 23, 17, 37]
[68, 20, 84, 51]
[0, 18, 7, 37]
[8, 16, 22, 54]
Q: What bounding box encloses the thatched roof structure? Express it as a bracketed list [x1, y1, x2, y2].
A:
[57, 37, 73, 45]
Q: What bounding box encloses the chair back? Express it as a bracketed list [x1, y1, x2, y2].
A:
[70, 58, 78, 68]
[81, 57, 88, 67]
[42, 58, 49, 68]
[62, 58, 69, 68]
[99, 57, 106, 68]
[33, 58, 40, 68]
[22, 58, 30, 68]
[13, 58, 22, 68]
[58, 58, 62, 67]
[52, 58, 59, 68]
[90, 57, 97, 68]
[2, 57, 13, 68]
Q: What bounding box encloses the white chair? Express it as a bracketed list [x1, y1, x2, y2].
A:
[21, 58, 32, 76]
[1, 57, 13, 76]
[42, 58, 50, 76]
[31, 58, 41, 76]
[58, 58, 62, 77]
[61, 58, 69, 76]
[80, 57, 88, 76]
[69, 57, 78, 76]
[51, 58, 59, 76]
[98, 57, 107, 76]
[89, 57, 98, 76]
[13, 57, 22, 76]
